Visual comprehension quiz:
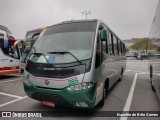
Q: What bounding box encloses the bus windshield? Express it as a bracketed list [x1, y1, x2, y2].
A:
[29, 21, 96, 63]
[0, 33, 19, 59]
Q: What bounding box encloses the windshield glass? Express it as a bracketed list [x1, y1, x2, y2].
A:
[19, 40, 31, 60]
[29, 21, 96, 63]
[21, 32, 41, 61]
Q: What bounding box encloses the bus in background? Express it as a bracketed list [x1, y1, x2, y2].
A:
[149, 0, 160, 101]
[0, 25, 20, 75]
[23, 19, 126, 108]
[19, 28, 44, 73]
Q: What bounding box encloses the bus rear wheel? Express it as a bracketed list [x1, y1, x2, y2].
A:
[151, 78, 155, 91]
[150, 67, 155, 91]
[118, 68, 123, 81]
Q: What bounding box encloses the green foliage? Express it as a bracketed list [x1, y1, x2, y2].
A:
[131, 37, 156, 52]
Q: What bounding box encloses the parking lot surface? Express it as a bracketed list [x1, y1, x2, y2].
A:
[0, 61, 160, 120]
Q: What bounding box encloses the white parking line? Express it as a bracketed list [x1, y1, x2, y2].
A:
[127, 61, 148, 63]
[0, 78, 22, 84]
[6, 73, 23, 76]
[126, 70, 148, 73]
[0, 96, 28, 108]
[0, 92, 23, 99]
[155, 73, 160, 76]
[120, 72, 147, 120]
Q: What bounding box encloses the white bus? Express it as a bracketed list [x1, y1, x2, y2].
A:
[0, 25, 20, 75]
[23, 19, 126, 108]
[149, 0, 160, 102]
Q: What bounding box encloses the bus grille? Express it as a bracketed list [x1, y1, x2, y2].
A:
[26, 66, 74, 78]
[25, 61, 75, 78]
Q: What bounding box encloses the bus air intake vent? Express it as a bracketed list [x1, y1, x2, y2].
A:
[26, 61, 75, 78]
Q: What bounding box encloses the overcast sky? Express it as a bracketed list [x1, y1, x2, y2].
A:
[0, 0, 159, 39]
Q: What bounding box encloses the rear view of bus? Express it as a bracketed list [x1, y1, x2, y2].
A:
[0, 25, 20, 75]
[23, 20, 126, 108]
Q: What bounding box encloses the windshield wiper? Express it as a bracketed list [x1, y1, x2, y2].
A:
[47, 51, 82, 64]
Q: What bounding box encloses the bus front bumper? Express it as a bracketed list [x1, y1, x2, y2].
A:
[23, 82, 96, 108]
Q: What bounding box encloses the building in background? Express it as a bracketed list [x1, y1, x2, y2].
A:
[123, 38, 160, 54]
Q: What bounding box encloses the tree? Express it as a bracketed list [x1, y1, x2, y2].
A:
[131, 37, 156, 53]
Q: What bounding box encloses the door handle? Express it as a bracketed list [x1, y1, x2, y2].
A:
[10, 60, 13, 62]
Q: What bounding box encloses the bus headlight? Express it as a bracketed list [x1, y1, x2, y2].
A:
[67, 82, 93, 91]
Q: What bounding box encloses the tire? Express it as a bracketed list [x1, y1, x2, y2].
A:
[20, 69, 24, 73]
[98, 81, 108, 106]
[150, 66, 153, 78]
[150, 67, 155, 92]
[151, 78, 155, 92]
[98, 88, 105, 106]
[118, 68, 123, 81]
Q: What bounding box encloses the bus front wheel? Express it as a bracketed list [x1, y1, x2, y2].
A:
[98, 88, 105, 106]
[98, 80, 109, 106]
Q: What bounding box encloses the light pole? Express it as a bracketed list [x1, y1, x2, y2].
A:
[81, 11, 91, 19]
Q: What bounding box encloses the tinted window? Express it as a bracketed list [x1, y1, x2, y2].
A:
[123, 43, 126, 55]
[120, 41, 123, 55]
[118, 39, 121, 55]
[45, 21, 97, 35]
[117, 38, 120, 55]
[113, 36, 118, 55]
[0, 33, 4, 48]
[109, 32, 114, 55]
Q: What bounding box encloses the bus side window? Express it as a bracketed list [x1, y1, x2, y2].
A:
[104, 26, 109, 55]
[120, 41, 123, 55]
[118, 39, 121, 55]
[109, 32, 114, 56]
[116, 38, 119, 55]
[95, 33, 101, 68]
[102, 41, 106, 60]
[101, 30, 107, 60]
[123, 44, 126, 55]
[113, 36, 118, 55]
[106, 32, 109, 54]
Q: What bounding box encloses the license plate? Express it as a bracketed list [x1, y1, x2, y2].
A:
[42, 101, 55, 107]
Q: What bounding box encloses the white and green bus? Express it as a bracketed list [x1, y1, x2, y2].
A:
[23, 19, 126, 108]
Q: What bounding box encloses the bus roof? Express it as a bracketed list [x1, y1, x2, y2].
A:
[0, 25, 12, 35]
[48, 19, 98, 28]
[26, 28, 44, 34]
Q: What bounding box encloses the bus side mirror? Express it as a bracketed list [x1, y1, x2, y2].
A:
[100, 29, 107, 41]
